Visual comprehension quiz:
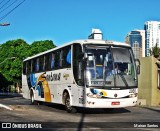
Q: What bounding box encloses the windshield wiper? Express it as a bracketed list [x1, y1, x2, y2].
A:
[117, 73, 128, 87]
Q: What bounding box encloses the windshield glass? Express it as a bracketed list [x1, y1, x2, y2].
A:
[84, 45, 137, 88]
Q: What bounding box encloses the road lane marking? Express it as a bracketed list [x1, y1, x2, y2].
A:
[0, 104, 13, 110]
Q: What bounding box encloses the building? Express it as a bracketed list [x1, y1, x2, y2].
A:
[144, 21, 160, 56]
[138, 56, 160, 106]
[125, 30, 145, 59]
[136, 30, 145, 57]
[124, 34, 130, 44]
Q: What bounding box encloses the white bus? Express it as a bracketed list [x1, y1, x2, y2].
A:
[22, 39, 139, 113]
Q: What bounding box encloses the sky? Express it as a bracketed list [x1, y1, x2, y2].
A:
[0, 0, 160, 46]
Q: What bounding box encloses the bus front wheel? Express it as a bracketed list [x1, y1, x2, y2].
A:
[64, 92, 77, 113]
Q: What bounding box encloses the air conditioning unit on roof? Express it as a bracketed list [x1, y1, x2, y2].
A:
[88, 28, 103, 40]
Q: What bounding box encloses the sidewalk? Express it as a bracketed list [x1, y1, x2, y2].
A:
[0, 92, 22, 97]
[137, 105, 160, 112]
[144, 106, 160, 112]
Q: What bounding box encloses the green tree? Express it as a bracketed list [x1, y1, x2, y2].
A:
[151, 43, 159, 58]
[30, 40, 56, 55]
[0, 39, 56, 90]
[0, 73, 9, 91]
[0, 39, 30, 88]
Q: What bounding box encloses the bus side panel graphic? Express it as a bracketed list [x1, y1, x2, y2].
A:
[37, 74, 51, 102]
[27, 73, 51, 102]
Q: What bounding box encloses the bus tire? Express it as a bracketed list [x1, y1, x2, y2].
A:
[64, 92, 77, 113]
[30, 90, 35, 105]
[30, 90, 38, 105]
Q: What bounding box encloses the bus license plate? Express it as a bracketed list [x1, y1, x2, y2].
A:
[111, 102, 120, 105]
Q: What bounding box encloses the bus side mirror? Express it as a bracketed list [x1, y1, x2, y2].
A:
[82, 58, 87, 69]
[135, 59, 140, 75]
[136, 65, 140, 75]
[78, 61, 82, 79]
[77, 61, 84, 86]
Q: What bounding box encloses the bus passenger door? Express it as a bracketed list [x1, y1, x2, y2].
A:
[73, 43, 85, 106]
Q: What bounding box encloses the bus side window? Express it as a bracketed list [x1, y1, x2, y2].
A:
[27, 60, 31, 74]
[43, 55, 46, 71]
[63, 46, 71, 68]
[39, 56, 44, 72]
[66, 49, 71, 66]
[36, 58, 40, 72]
[31, 59, 35, 73]
[51, 52, 55, 69]
[60, 50, 63, 68]
[23, 62, 26, 74]
[55, 51, 60, 69]
[45, 53, 51, 71]
[31, 60, 34, 73]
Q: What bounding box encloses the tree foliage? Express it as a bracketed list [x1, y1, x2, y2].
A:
[150, 43, 160, 58]
[30, 40, 56, 55]
[0, 39, 56, 89]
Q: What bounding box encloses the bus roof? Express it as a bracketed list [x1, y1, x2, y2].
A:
[23, 39, 130, 62]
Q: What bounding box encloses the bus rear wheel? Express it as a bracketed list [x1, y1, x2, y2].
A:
[64, 92, 77, 113]
[30, 90, 41, 105]
[30, 90, 35, 105]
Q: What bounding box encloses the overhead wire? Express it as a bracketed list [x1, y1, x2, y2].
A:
[0, 0, 11, 11]
[0, 0, 26, 22]
[0, 0, 5, 6]
[0, 0, 18, 14]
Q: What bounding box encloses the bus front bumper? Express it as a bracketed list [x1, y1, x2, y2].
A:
[84, 97, 137, 108]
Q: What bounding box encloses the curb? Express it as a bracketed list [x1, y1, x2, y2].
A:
[0, 92, 22, 95]
[0, 104, 13, 110]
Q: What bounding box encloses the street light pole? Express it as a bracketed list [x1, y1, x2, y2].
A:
[0, 23, 10, 26]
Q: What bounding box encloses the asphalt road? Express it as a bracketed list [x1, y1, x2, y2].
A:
[0, 95, 160, 130]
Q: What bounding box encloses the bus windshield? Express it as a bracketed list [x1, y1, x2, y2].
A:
[84, 45, 137, 88]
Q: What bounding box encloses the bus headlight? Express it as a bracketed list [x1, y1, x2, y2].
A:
[129, 93, 138, 98]
[87, 93, 102, 98]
